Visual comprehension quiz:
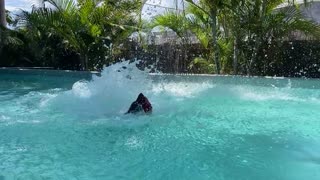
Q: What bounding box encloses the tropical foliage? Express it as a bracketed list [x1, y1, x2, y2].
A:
[1, 0, 320, 76]
[1, 0, 144, 70]
[152, 0, 320, 75]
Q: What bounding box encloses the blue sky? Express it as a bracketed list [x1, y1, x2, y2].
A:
[5, 0, 184, 12]
[6, 0, 40, 11]
[6, 0, 312, 12]
[5, 0, 310, 12]
[6, 0, 185, 19]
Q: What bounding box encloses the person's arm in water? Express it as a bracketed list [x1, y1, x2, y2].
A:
[126, 101, 143, 114]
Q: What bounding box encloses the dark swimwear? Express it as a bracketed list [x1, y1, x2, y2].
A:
[126, 93, 152, 114]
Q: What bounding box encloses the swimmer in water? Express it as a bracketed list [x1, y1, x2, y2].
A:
[126, 93, 152, 114]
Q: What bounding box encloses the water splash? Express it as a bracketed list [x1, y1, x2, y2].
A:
[50, 61, 214, 118]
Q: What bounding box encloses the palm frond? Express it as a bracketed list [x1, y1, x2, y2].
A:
[45, 0, 77, 14]
[151, 12, 187, 38]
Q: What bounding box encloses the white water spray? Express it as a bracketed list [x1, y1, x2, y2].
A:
[50, 61, 213, 118]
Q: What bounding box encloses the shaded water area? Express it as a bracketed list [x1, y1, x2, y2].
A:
[0, 62, 320, 180]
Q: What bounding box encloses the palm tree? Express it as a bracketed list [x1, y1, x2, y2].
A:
[152, 0, 231, 74]
[234, 0, 320, 75]
[0, 0, 6, 27]
[184, 0, 229, 74]
[15, 0, 145, 70]
[151, 0, 230, 74]
[151, 0, 320, 75]
[0, 5, 23, 60]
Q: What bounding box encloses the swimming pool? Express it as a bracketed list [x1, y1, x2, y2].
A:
[1, 62, 320, 180]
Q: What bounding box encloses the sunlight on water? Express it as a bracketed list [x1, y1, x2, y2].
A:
[0, 61, 320, 179]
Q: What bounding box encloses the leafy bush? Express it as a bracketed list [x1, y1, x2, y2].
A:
[189, 57, 215, 74]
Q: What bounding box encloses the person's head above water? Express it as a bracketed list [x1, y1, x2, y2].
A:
[136, 93, 146, 103]
[126, 93, 152, 114]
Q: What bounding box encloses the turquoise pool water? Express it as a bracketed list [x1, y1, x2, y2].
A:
[1, 62, 320, 180]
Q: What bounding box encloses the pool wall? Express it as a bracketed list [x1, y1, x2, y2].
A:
[0, 68, 99, 80]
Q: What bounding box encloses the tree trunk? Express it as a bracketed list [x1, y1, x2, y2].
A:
[79, 49, 89, 71]
[248, 0, 267, 76]
[79, 53, 88, 71]
[210, 9, 220, 74]
[85, 54, 88, 71]
[248, 36, 260, 76]
[0, 0, 5, 62]
[233, 38, 239, 75]
[0, 0, 6, 27]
